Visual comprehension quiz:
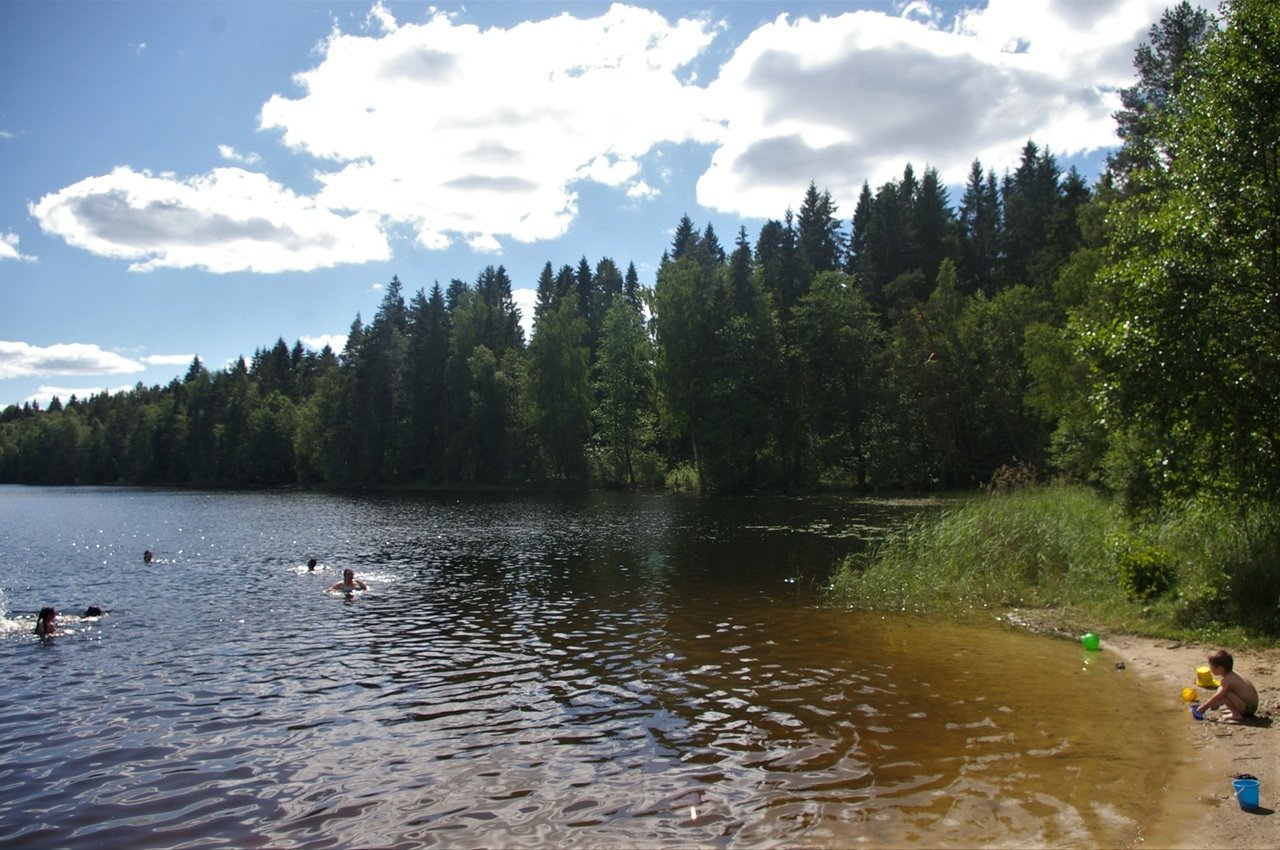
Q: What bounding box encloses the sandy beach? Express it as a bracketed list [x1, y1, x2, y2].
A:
[1085, 633, 1277, 849]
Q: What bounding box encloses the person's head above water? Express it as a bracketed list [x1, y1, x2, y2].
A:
[308, 558, 318, 571]
[329, 568, 366, 593]
[143, 549, 154, 564]
[35, 606, 57, 636]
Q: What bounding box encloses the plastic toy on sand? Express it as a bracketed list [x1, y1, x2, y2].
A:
[1190, 704, 1205, 720]
[1180, 686, 1198, 703]
[1232, 778, 1260, 810]
[1081, 632, 1100, 651]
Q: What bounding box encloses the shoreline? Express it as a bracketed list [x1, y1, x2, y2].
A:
[1103, 633, 1277, 849]
[1004, 613, 1278, 849]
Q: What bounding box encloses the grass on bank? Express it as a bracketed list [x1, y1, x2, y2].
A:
[827, 484, 1280, 646]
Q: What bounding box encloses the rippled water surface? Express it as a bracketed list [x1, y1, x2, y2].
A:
[0, 486, 1187, 848]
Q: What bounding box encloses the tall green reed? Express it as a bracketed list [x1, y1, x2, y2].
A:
[828, 485, 1280, 643]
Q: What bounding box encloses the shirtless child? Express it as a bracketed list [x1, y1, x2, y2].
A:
[329, 569, 368, 593]
[1194, 649, 1260, 722]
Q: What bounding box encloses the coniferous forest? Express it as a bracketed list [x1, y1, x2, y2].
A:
[3, 0, 1276, 517]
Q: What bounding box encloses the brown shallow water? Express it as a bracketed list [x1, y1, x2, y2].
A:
[0, 487, 1192, 848]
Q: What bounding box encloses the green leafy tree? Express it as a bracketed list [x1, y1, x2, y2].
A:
[295, 369, 347, 484]
[1025, 193, 1112, 483]
[705, 254, 786, 491]
[405, 284, 450, 482]
[753, 214, 808, 482]
[670, 215, 700, 261]
[574, 256, 595, 346]
[534, 261, 557, 324]
[349, 278, 409, 481]
[592, 257, 625, 351]
[652, 255, 716, 489]
[876, 260, 972, 486]
[245, 391, 298, 484]
[792, 271, 884, 487]
[623, 261, 641, 308]
[474, 265, 525, 352]
[846, 181, 873, 280]
[858, 177, 911, 317]
[1083, 0, 1280, 505]
[1000, 141, 1062, 290]
[444, 289, 482, 481]
[592, 297, 657, 486]
[1108, 0, 1216, 187]
[797, 181, 843, 281]
[466, 345, 524, 484]
[214, 358, 257, 482]
[529, 299, 592, 483]
[699, 223, 726, 267]
[443, 277, 527, 484]
[251, 338, 295, 399]
[16, 410, 89, 484]
[181, 357, 219, 483]
[958, 282, 1054, 475]
[756, 215, 800, 321]
[912, 167, 955, 289]
[957, 160, 1002, 297]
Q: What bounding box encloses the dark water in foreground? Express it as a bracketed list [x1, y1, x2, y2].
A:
[0, 486, 1188, 848]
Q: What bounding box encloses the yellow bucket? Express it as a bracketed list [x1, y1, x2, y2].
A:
[1196, 666, 1216, 687]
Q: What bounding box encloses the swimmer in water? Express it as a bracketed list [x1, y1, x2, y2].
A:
[83, 605, 103, 618]
[307, 558, 318, 572]
[144, 549, 154, 564]
[34, 606, 57, 637]
[329, 569, 368, 592]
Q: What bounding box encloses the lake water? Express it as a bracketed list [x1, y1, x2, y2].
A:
[0, 486, 1191, 848]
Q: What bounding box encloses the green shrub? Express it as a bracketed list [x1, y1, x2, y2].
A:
[664, 462, 701, 493]
[1111, 537, 1176, 601]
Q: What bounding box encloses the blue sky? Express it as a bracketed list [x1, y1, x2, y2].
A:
[0, 0, 1198, 409]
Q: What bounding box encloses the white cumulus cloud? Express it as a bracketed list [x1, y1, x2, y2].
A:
[28, 0, 1199, 272]
[696, 0, 1181, 217]
[0, 340, 146, 379]
[512, 287, 537, 341]
[259, 4, 720, 251]
[141, 354, 198, 367]
[29, 165, 390, 273]
[0, 231, 36, 262]
[301, 333, 347, 353]
[218, 144, 262, 165]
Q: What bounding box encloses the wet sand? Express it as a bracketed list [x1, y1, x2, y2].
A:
[1004, 613, 1279, 849]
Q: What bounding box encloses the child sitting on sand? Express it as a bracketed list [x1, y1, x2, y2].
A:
[1194, 649, 1260, 722]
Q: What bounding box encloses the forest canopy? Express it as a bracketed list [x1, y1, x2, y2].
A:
[3, 0, 1275, 516]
